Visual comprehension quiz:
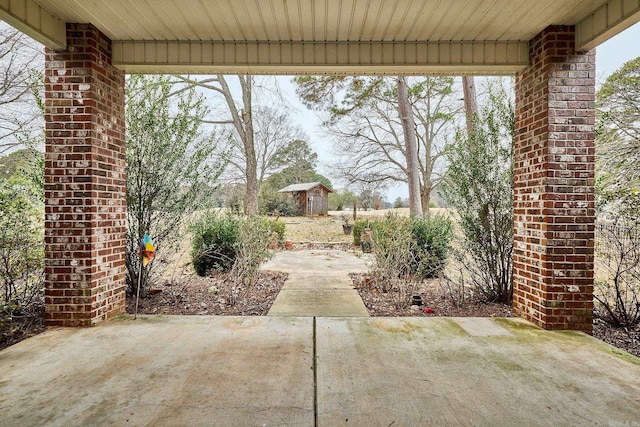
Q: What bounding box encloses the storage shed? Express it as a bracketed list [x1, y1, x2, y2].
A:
[278, 182, 333, 216]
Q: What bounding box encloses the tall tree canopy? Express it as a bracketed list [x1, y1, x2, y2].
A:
[294, 75, 460, 212]
[0, 23, 43, 153]
[596, 57, 640, 192]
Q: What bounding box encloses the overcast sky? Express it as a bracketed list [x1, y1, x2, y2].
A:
[290, 22, 640, 201]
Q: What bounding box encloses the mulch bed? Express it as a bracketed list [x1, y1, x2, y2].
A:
[350, 273, 513, 318]
[1, 308, 46, 352]
[126, 270, 288, 316]
[593, 313, 640, 358]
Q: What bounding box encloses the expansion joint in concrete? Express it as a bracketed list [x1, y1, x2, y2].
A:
[313, 316, 318, 427]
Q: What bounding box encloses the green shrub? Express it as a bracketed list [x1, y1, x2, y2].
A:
[191, 214, 285, 276]
[353, 219, 383, 246]
[0, 176, 44, 323]
[354, 214, 453, 278]
[260, 193, 301, 216]
[191, 214, 240, 276]
[441, 81, 514, 303]
[410, 215, 453, 278]
[262, 217, 285, 244]
[368, 215, 417, 308]
[227, 216, 275, 304]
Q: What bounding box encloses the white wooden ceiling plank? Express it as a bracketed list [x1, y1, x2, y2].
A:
[495, 0, 557, 40]
[236, 0, 260, 40]
[313, 0, 328, 40]
[261, 0, 284, 41]
[4, 0, 625, 59]
[335, 0, 354, 41]
[208, 0, 247, 40]
[297, 0, 313, 40]
[176, 0, 219, 40]
[323, 0, 338, 40]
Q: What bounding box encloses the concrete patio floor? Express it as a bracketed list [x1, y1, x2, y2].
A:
[1, 315, 639, 426]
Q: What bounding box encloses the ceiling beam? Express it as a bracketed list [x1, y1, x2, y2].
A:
[112, 40, 529, 75]
[0, 0, 66, 50]
[576, 0, 640, 51]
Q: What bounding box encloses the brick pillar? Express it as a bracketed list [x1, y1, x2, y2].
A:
[513, 26, 596, 333]
[44, 24, 126, 327]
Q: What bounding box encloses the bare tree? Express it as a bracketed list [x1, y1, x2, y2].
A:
[171, 75, 298, 216]
[171, 75, 259, 215]
[0, 23, 44, 153]
[299, 76, 458, 212]
[223, 105, 306, 186]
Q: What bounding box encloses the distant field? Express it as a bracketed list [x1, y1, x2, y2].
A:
[283, 208, 455, 243]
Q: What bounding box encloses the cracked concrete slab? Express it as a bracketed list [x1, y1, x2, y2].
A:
[265, 249, 369, 317]
[0, 316, 314, 426]
[315, 317, 640, 427]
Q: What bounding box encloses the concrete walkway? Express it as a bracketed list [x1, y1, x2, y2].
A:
[1, 315, 639, 426]
[264, 249, 369, 317]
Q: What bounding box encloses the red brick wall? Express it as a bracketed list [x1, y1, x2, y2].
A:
[44, 24, 126, 326]
[513, 26, 596, 333]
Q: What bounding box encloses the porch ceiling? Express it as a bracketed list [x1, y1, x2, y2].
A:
[2, 0, 640, 74]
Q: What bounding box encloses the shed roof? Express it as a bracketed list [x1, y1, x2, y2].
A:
[278, 182, 333, 193]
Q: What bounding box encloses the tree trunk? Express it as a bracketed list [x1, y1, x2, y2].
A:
[462, 76, 478, 135]
[218, 74, 259, 216]
[397, 76, 423, 218]
[421, 184, 431, 213]
[240, 76, 259, 216]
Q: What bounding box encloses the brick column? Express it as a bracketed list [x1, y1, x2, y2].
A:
[513, 26, 596, 333]
[44, 24, 126, 327]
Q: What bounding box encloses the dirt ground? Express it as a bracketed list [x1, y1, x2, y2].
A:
[2, 212, 640, 359]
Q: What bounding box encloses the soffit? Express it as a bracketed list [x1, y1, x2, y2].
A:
[3, 0, 640, 73]
[35, 0, 608, 43]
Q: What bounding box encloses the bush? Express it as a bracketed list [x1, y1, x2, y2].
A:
[410, 215, 453, 278]
[125, 74, 226, 295]
[0, 176, 44, 325]
[355, 214, 453, 279]
[368, 215, 417, 308]
[191, 214, 240, 276]
[264, 218, 286, 244]
[191, 214, 285, 276]
[353, 219, 379, 246]
[595, 217, 640, 327]
[260, 192, 302, 216]
[441, 80, 514, 303]
[227, 217, 275, 304]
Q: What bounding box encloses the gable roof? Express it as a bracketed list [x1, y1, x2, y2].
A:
[277, 182, 333, 194]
